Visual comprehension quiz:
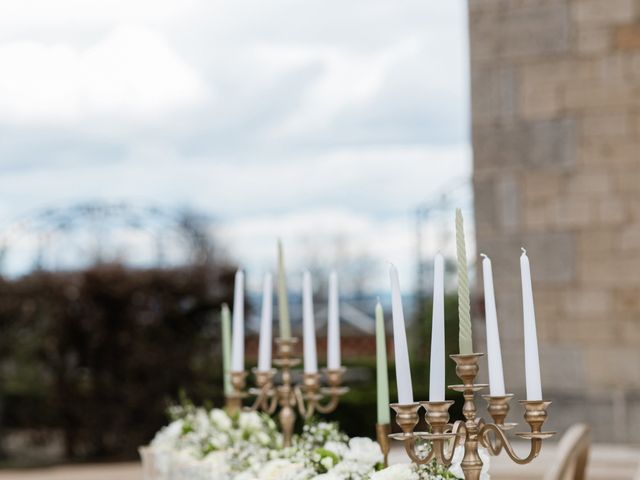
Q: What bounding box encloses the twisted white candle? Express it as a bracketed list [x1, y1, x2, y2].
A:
[456, 208, 473, 355]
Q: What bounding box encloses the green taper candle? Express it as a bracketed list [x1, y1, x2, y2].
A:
[375, 301, 390, 424]
[221, 303, 232, 396]
[277, 240, 291, 339]
[456, 208, 473, 354]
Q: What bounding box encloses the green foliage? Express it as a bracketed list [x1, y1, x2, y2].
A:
[0, 263, 236, 461]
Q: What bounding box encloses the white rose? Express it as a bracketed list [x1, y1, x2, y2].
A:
[343, 437, 383, 467]
[211, 409, 233, 430]
[257, 459, 307, 480]
[151, 419, 184, 448]
[370, 463, 418, 480]
[239, 412, 264, 431]
[322, 441, 348, 458]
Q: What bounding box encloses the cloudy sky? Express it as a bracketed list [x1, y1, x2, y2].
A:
[0, 0, 471, 291]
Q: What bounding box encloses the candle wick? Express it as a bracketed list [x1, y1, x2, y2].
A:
[521, 247, 527, 255]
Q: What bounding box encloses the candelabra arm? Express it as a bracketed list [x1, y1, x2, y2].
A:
[266, 390, 279, 415]
[479, 423, 540, 464]
[246, 369, 277, 412]
[435, 419, 466, 465]
[294, 384, 313, 417]
[389, 403, 437, 465]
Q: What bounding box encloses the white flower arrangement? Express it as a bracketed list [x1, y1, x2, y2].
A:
[143, 405, 488, 480]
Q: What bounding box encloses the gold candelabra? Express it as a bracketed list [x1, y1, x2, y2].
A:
[389, 353, 554, 480]
[226, 337, 348, 447]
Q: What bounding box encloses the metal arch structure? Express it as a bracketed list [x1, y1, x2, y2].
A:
[0, 201, 216, 276]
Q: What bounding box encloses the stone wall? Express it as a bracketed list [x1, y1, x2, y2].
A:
[469, 0, 640, 442]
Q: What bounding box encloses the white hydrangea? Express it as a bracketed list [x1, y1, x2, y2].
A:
[145, 405, 476, 480]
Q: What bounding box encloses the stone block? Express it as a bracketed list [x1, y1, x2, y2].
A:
[473, 177, 497, 236]
[495, 174, 521, 231]
[579, 255, 640, 286]
[566, 171, 612, 194]
[580, 112, 632, 138]
[470, 3, 570, 62]
[523, 171, 564, 202]
[572, 0, 636, 26]
[595, 197, 629, 226]
[575, 26, 612, 55]
[524, 203, 554, 231]
[563, 288, 612, 317]
[520, 58, 597, 89]
[473, 118, 576, 172]
[471, 65, 517, 125]
[612, 287, 640, 313]
[615, 24, 640, 50]
[564, 82, 637, 111]
[522, 231, 576, 283]
[550, 196, 595, 228]
[577, 229, 619, 259]
[578, 137, 640, 167]
[586, 347, 640, 388]
[619, 223, 640, 250]
[519, 80, 562, 120]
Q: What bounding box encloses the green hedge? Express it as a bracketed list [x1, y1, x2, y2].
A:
[0, 263, 235, 461]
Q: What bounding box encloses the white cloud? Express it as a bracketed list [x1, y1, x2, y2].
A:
[0, 25, 206, 126]
[0, 0, 472, 291]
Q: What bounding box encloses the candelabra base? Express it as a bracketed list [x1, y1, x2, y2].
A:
[375, 423, 391, 467]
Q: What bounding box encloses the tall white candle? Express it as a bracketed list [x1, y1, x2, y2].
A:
[302, 271, 318, 374]
[389, 264, 414, 404]
[481, 254, 506, 396]
[327, 271, 341, 370]
[429, 253, 446, 402]
[520, 248, 542, 401]
[231, 270, 245, 372]
[257, 273, 273, 372]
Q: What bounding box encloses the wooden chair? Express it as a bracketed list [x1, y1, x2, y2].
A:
[543, 423, 590, 480]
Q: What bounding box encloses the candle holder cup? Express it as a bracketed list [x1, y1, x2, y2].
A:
[388, 352, 554, 480]
[226, 336, 349, 447]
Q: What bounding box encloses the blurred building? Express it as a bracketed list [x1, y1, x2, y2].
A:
[469, 0, 640, 442]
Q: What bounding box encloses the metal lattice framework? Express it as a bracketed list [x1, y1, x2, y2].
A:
[0, 201, 216, 275]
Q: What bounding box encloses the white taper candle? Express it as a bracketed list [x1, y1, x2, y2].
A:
[520, 248, 542, 401]
[481, 254, 506, 396]
[327, 271, 341, 370]
[389, 264, 414, 404]
[429, 253, 446, 402]
[302, 271, 318, 374]
[257, 273, 273, 372]
[231, 270, 245, 372]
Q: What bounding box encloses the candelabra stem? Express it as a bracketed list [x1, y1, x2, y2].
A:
[228, 337, 347, 448]
[450, 353, 487, 480]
